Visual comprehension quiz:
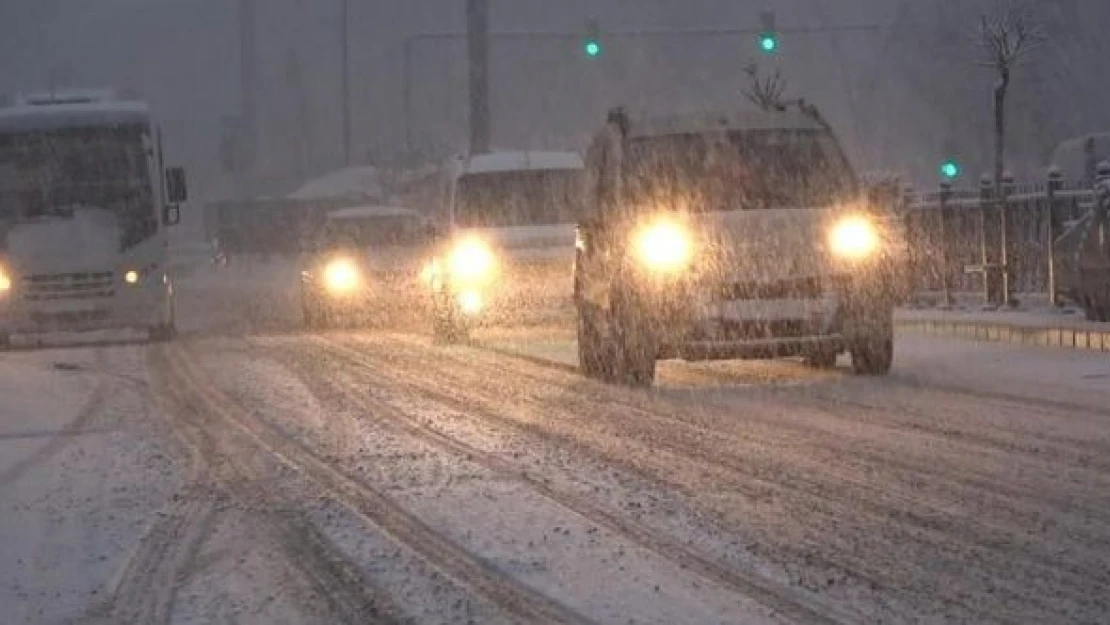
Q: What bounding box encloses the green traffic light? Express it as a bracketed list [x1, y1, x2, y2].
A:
[759, 33, 778, 54]
[584, 40, 602, 57]
[940, 160, 961, 180]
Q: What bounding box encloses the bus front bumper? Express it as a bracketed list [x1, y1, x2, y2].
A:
[0, 283, 170, 335]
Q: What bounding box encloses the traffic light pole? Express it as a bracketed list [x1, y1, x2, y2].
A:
[400, 22, 883, 159]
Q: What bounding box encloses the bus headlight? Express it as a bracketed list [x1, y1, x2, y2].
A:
[0, 269, 11, 293]
[325, 258, 360, 293]
[634, 219, 693, 274]
[449, 238, 496, 283]
[829, 215, 881, 261]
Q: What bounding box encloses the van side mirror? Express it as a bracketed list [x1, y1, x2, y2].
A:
[166, 167, 188, 203]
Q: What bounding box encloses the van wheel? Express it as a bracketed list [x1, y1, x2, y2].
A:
[432, 299, 468, 345]
[577, 302, 613, 381]
[611, 286, 657, 388]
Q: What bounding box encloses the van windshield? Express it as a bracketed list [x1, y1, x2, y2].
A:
[455, 169, 582, 227]
[625, 129, 856, 210]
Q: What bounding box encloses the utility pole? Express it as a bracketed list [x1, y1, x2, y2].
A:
[466, 0, 491, 155]
[238, 0, 257, 174]
[340, 0, 351, 166]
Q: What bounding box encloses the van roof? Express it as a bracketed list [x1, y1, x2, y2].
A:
[458, 151, 584, 176]
[0, 100, 150, 134]
[326, 206, 424, 221]
[625, 109, 825, 140]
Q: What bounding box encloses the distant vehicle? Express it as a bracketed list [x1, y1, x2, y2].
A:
[0, 89, 187, 347]
[573, 105, 906, 386]
[421, 150, 584, 342]
[300, 205, 435, 329]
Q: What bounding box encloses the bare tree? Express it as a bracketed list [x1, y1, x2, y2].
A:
[742, 64, 788, 112]
[976, 2, 1044, 304]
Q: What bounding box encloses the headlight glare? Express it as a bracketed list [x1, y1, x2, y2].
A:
[456, 290, 483, 315]
[449, 238, 496, 282]
[635, 219, 693, 274]
[324, 258, 360, 293]
[124, 270, 140, 285]
[0, 269, 11, 292]
[829, 216, 881, 260]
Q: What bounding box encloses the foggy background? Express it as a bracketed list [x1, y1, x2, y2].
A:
[2, 1, 1107, 214]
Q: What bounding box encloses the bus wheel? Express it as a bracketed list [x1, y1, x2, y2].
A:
[149, 322, 177, 343]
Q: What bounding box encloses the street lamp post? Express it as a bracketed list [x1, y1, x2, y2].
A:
[340, 0, 351, 167]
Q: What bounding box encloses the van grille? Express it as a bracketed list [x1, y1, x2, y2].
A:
[21, 271, 116, 302]
[717, 276, 823, 301]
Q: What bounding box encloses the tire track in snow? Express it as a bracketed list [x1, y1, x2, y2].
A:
[0, 350, 109, 488]
[169, 342, 595, 625]
[328, 332, 1106, 624]
[295, 335, 857, 625]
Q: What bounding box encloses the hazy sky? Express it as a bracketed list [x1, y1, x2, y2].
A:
[2, 1, 1107, 201]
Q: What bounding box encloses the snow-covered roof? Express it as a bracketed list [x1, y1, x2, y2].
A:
[326, 205, 424, 221]
[0, 100, 150, 133]
[288, 166, 384, 201]
[626, 109, 824, 139]
[458, 151, 584, 177]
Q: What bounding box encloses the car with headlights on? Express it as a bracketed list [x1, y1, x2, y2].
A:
[300, 206, 434, 329]
[573, 104, 907, 386]
[420, 151, 584, 343]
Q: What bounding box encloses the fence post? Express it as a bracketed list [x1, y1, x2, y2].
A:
[939, 180, 953, 308]
[1001, 170, 1015, 306]
[978, 174, 994, 305]
[1046, 165, 1063, 306]
[902, 184, 916, 298]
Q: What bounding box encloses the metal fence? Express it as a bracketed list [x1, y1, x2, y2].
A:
[902, 176, 1097, 302]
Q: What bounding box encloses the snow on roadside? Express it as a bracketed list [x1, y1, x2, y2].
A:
[0, 346, 185, 624]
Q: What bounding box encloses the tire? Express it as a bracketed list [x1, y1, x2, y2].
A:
[432, 297, 468, 345]
[849, 311, 894, 375]
[149, 322, 177, 343]
[611, 284, 657, 388]
[804, 349, 838, 369]
[577, 302, 613, 381]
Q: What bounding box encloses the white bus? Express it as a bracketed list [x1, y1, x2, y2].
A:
[422, 150, 584, 341]
[0, 89, 187, 348]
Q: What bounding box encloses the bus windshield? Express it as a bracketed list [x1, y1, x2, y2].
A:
[455, 169, 582, 228]
[0, 124, 157, 248]
[625, 129, 856, 211]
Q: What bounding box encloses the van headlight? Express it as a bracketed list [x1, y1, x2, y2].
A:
[324, 258, 360, 293]
[634, 218, 693, 274]
[829, 215, 881, 261]
[448, 238, 496, 283]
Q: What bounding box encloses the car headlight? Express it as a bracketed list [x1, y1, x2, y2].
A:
[324, 258, 360, 293]
[0, 268, 11, 293]
[448, 238, 496, 282]
[829, 215, 881, 261]
[634, 219, 693, 274]
[124, 270, 140, 285]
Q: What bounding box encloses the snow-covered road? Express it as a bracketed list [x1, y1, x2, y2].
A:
[2, 267, 1109, 624]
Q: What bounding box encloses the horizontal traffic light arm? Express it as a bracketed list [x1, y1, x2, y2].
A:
[403, 23, 883, 46]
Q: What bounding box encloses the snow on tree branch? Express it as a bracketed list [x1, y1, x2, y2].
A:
[742, 63, 788, 112]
